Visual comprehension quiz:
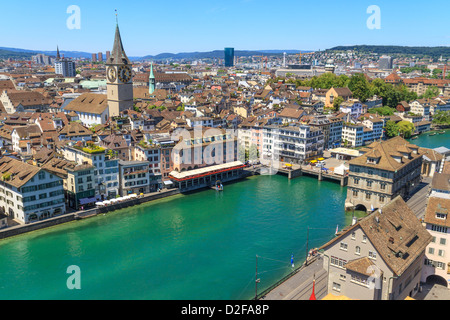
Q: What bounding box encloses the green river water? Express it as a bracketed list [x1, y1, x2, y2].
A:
[0, 131, 446, 300]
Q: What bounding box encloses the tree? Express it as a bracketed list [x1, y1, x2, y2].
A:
[432, 111, 450, 125]
[384, 120, 399, 138]
[333, 96, 344, 111]
[348, 73, 371, 102]
[369, 106, 396, 116]
[421, 86, 440, 99]
[249, 144, 259, 162]
[397, 121, 415, 138]
[238, 145, 246, 163]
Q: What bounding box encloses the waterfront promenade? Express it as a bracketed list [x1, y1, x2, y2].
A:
[0, 188, 181, 240]
[259, 254, 328, 300]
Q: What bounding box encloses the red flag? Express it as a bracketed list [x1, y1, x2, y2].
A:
[309, 279, 316, 300]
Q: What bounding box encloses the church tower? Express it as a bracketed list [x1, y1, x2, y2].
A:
[149, 63, 155, 95]
[106, 22, 134, 117]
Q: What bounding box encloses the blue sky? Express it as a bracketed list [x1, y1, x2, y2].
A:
[0, 0, 449, 56]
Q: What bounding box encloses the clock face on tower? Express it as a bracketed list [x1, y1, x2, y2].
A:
[107, 67, 117, 83]
[118, 65, 132, 83]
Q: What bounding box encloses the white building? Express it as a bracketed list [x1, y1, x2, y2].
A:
[63, 93, 110, 127]
[132, 144, 162, 192]
[262, 124, 324, 164]
[186, 117, 214, 128]
[55, 58, 76, 77]
[0, 157, 65, 224]
[118, 160, 151, 196]
[339, 100, 364, 120]
[342, 124, 364, 147]
[62, 144, 119, 199]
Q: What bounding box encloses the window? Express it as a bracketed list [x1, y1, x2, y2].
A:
[379, 195, 385, 203]
[438, 250, 445, 257]
[332, 282, 341, 292]
[330, 256, 347, 269]
[440, 238, 447, 246]
[436, 213, 447, 220]
[362, 235, 367, 243]
[355, 246, 361, 255]
[367, 180, 373, 188]
[340, 242, 348, 251]
[369, 251, 377, 260]
[339, 274, 346, 281]
[353, 190, 358, 197]
[431, 225, 448, 234]
[366, 193, 371, 200]
[351, 274, 369, 286]
[351, 232, 356, 240]
[429, 247, 435, 255]
[380, 183, 386, 190]
[38, 171, 45, 180]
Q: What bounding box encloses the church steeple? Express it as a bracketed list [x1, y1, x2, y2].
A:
[109, 22, 129, 65]
[149, 63, 155, 94]
[106, 14, 134, 117]
[56, 46, 61, 60]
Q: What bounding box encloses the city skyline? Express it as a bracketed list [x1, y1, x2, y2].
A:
[0, 0, 449, 57]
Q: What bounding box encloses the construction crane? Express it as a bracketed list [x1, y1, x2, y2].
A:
[253, 55, 266, 72]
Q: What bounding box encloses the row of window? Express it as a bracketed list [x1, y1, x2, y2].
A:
[24, 198, 64, 211]
[21, 180, 63, 194]
[351, 189, 387, 202]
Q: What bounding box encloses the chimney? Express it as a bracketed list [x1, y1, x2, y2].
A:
[351, 216, 358, 226]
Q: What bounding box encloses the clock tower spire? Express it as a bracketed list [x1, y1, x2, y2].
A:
[106, 17, 133, 117]
[149, 63, 155, 95]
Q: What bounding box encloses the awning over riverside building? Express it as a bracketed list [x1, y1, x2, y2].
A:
[169, 161, 246, 191]
[169, 161, 245, 182]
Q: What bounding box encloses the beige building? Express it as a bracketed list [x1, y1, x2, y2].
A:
[346, 137, 423, 212]
[325, 87, 353, 109]
[422, 196, 450, 287]
[320, 196, 432, 300]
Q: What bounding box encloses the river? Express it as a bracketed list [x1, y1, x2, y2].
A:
[0, 132, 446, 300]
[0, 174, 353, 300]
[408, 129, 450, 149]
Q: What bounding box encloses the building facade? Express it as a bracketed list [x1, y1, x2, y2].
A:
[345, 137, 423, 212]
[0, 157, 65, 224]
[262, 124, 324, 164]
[320, 196, 432, 300]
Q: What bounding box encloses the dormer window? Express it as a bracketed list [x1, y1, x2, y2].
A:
[436, 204, 448, 220]
[436, 212, 447, 220]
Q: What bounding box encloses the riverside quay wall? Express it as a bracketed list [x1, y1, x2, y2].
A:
[0, 188, 181, 240]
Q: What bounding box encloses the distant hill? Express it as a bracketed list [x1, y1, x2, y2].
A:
[0, 47, 93, 60]
[327, 45, 450, 57]
[138, 50, 313, 61]
[139, 50, 276, 61]
[0, 46, 312, 61]
[0, 48, 34, 60]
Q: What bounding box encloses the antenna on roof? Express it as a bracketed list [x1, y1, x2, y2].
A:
[115, 9, 118, 25]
